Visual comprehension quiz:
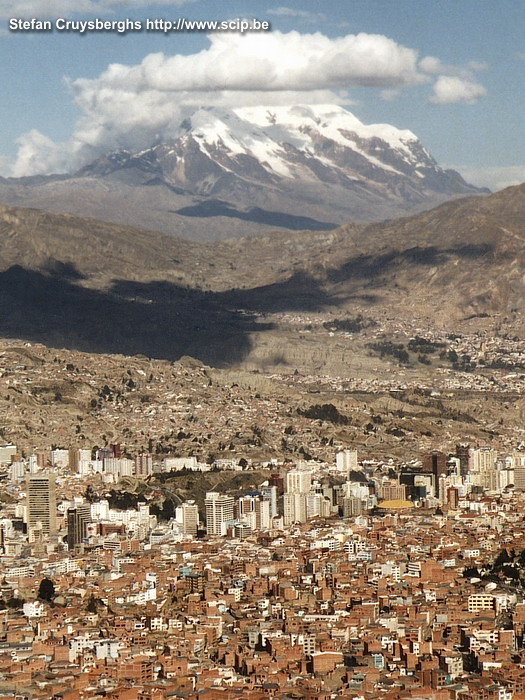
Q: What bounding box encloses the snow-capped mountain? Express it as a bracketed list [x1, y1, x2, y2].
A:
[0, 106, 487, 240]
[80, 104, 481, 200]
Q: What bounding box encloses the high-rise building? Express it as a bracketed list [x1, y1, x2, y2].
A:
[260, 486, 278, 518]
[286, 470, 312, 494]
[269, 474, 284, 496]
[336, 450, 358, 472]
[469, 447, 498, 490]
[423, 451, 448, 479]
[69, 449, 92, 473]
[456, 443, 470, 478]
[67, 504, 92, 549]
[343, 496, 364, 518]
[176, 501, 199, 535]
[205, 492, 234, 536]
[283, 492, 307, 525]
[104, 458, 134, 477]
[236, 495, 271, 531]
[51, 449, 69, 469]
[26, 473, 57, 540]
[135, 453, 153, 477]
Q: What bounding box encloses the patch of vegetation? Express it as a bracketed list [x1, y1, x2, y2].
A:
[297, 403, 350, 425]
[439, 348, 477, 372]
[407, 336, 446, 354]
[106, 490, 145, 510]
[323, 315, 377, 334]
[367, 340, 410, 365]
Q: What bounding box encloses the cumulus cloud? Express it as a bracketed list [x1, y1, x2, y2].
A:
[79, 31, 424, 93]
[0, 0, 195, 19]
[429, 75, 487, 105]
[9, 129, 74, 178]
[3, 29, 488, 176]
[420, 55, 487, 77]
[419, 55, 488, 105]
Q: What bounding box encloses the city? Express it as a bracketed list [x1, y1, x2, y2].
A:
[0, 441, 524, 697]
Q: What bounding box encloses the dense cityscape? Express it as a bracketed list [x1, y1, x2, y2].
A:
[0, 440, 524, 698]
[2, 2, 525, 698]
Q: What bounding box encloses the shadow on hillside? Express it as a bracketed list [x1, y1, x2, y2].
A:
[0, 265, 339, 366]
[215, 272, 336, 313]
[174, 199, 337, 231]
[0, 265, 273, 366]
[328, 244, 496, 283]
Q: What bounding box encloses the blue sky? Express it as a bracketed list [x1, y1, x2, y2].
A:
[1, 0, 524, 190]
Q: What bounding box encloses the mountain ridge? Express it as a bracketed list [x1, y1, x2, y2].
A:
[0, 104, 487, 241]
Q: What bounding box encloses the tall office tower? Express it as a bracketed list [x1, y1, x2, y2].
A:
[260, 486, 278, 518]
[177, 501, 199, 535]
[286, 469, 312, 494]
[26, 472, 57, 540]
[104, 458, 134, 477]
[205, 492, 235, 536]
[423, 451, 448, 479]
[469, 447, 498, 490]
[456, 443, 470, 478]
[269, 474, 285, 496]
[135, 453, 153, 477]
[255, 498, 271, 530]
[343, 496, 364, 518]
[283, 492, 307, 525]
[336, 449, 358, 472]
[67, 504, 92, 549]
[69, 449, 92, 473]
[236, 495, 257, 519]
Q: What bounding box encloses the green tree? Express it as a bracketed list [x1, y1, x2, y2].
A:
[37, 578, 55, 602]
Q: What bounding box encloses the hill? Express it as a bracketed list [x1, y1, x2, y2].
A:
[0, 104, 486, 241]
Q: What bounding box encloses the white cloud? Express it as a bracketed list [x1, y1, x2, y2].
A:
[419, 56, 446, 75]
[79, 31, 424, 93]
[0, 0, 195, 20]
[9, 129, 72, 178]
[453, 165, 525, 192]
[2, 29, 488, 176]
[429, 75, 487, 105]
[420, 56, 488, 105]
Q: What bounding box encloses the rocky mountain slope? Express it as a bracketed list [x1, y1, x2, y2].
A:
[1, 187, 525, 458]
[0, 184, 524, 373]
[0, 105, 486, 241]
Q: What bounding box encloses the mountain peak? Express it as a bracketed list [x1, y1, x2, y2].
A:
[1, 104, 488, 240]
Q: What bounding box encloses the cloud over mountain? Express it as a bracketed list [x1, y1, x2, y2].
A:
[3, 30, 488, 177]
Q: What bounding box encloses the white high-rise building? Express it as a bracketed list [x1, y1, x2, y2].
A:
[260, 486, 278, 518]
[205, 492, 234, 536]
[103, 458, 134, 477]
[286, 470, 312, 494]
[51, 449, 69, 469]
[469, 447, 498, 490]
[176, 501, 199, 535]
[283, 493, 307, 525]
[336, 449, 358, 472]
